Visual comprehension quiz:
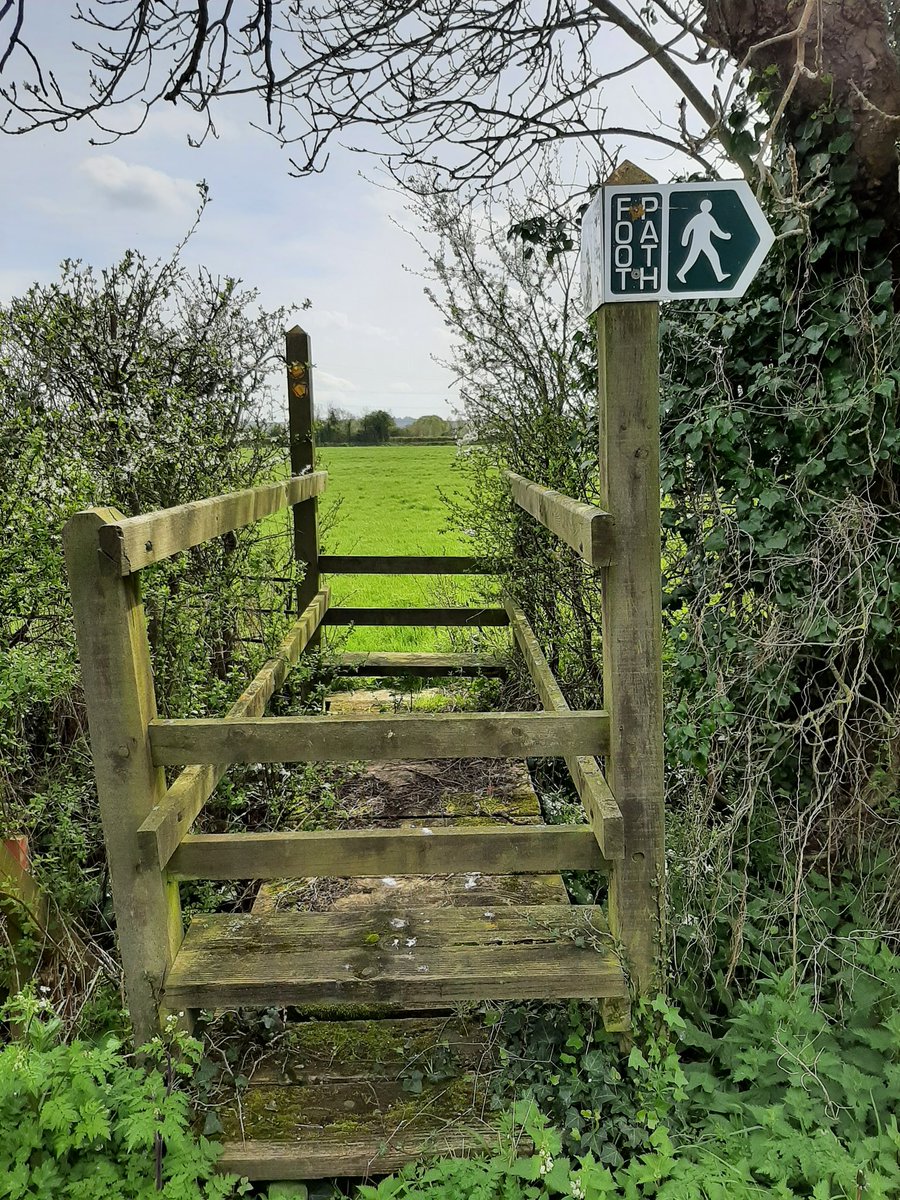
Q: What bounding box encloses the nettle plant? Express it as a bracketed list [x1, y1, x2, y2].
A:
[660, 104, 900, 963]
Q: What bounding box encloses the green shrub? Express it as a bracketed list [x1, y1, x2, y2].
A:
[0, 989, 247, 1199]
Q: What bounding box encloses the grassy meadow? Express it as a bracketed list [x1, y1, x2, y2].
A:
[316, 446, 493, 652]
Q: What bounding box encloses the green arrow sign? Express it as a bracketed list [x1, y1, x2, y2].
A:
[580, 180, 775, 313]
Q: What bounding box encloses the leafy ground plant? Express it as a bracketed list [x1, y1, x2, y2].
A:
[0, 989, 247, 1199]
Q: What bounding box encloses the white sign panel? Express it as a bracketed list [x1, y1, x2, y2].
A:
[581, 180, 775, 313]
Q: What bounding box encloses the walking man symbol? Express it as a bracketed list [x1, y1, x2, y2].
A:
[676, 199, 731, 283]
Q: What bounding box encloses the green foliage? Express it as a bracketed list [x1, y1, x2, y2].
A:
[661, 103, 900, 971]
[0, 989, 247, 1198]
[0, 233, 300, 1012]
[361, 928, 900, 1199]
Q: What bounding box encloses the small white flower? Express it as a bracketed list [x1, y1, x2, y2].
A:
[539, 1148, 554, 1177]
[571, 1180, 586, 1199]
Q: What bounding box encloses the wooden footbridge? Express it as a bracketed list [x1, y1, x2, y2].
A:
[64, 308, 665, 1181]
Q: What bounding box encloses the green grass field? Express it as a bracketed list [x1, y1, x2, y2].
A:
[317, 446, 492, 652]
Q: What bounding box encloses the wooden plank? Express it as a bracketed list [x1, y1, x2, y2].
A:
[333, 652, 506, 677]
[597, 296, 666, 995]
[286, 326, 321, 641]
[63, 509, 184, 1043]
[217, 1129, 502, 1181]
[136, 590, 330, 871]
[323, 607, 508, 627]
[148, 710, 610, 766]
[320, 555, 495, 574]
[164, 905, 627, 1008]
[506, 471, 614, 568]
[168, 824, 609, 879]
[97, 472, 328, 575]
[502, 596, 624, 860]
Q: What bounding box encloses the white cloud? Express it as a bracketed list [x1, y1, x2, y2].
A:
[316, 370, 358, 394]
[79, 155, 198, 213]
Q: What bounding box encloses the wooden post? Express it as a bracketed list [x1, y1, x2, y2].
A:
[286, 326, 320, 640]
[596, 170, 666, 999]
[64, 509, 184, 1044]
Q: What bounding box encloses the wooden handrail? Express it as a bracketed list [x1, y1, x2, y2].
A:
[136, 589, 330, 871]
[502, 595, 624, 859]
[97, 471, 328, 574]
[506, 471, 614, 569]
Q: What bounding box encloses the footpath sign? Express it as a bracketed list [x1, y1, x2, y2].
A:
[581, 180, 774, 313]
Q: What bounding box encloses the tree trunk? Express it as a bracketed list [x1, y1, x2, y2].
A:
[703, 0, 900, 228]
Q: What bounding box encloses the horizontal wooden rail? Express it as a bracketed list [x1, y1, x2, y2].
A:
[334, 652, 506, 677]
[503, 596, 624, 859]
[136, 589, 330, 871]
[149, 710, 610, 766]
[319, 555, 496, 574]
[506, 471, 614, 569]
[98, 472, 328, 574]
[323, 607, 508, 627]
[168, 825, 610, 879]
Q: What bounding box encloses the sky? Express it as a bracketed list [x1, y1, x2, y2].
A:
[0, 5, 710, 422]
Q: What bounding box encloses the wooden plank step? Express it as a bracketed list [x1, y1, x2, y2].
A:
[212, 1015, 510, 1179]
[333, 651, 506, 677]
[165, 905, 626, 1009]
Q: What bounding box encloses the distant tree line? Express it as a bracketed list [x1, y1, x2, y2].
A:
[315, 407, 460, 445]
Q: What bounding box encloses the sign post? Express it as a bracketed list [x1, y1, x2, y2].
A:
[581, 177, 775, 310]
[582, 165, 773, 1003]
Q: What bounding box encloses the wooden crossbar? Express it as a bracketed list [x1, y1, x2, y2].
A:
[136, 589, 330, 870]
[334, 652, 506, 677]
[506, 471, 614, 569]
[502, 596, 624, 859]
[323, 607, 508, 626]
[148, 710, 610, 766]
[168, 825, 610, 879]
[319, 555, 495, 574]
[98, 472, 328, 574]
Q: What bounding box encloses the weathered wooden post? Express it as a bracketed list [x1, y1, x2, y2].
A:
[285, 326, 320, 642]
[64, 509, 184, 1044]
[583, 162, 776, 999]
[594, 165, 666, 998]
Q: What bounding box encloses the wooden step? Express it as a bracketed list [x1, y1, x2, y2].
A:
[212, 1016, 510, 1180]
[166, 905, 626, 1009]
[333, 651, 506, 677]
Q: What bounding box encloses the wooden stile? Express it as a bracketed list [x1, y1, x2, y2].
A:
[148, 710, 610, 766]
[137, 590, 330, 871]
[98, 473, 327, 575]
[506, 471, 614, 569]
[502, 596, 624, 860]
